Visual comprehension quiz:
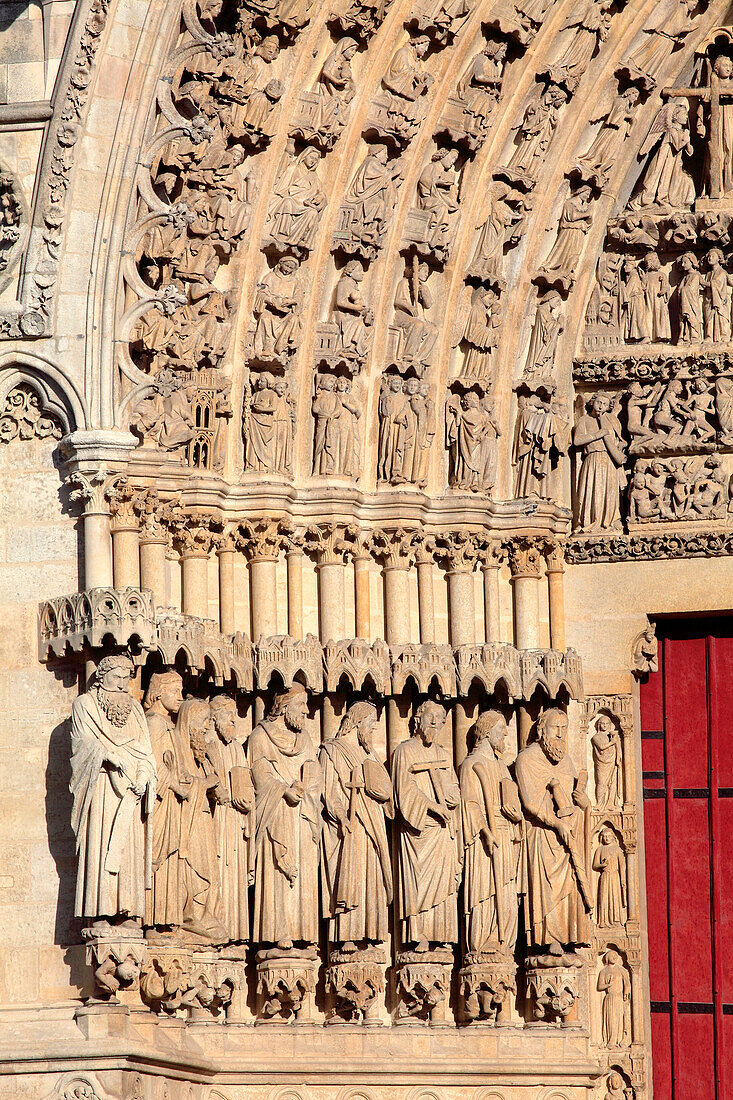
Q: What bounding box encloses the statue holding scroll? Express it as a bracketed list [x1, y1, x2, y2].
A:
[392, 700, 461, 951]
[69, 655, 157, 926]
[320, 701, 394, 947]
[515, 708, 593, 954]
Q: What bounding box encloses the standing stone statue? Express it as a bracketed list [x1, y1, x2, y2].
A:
[515, 708, 593, 954]
[591, 713, 622, 809]
[70, 655, 157, 925]
[573, 393, 626, 533]
[593, 827, 627, 927]
[248, 687, 322, 948]
[320, 701, 394, 947]
[144, 670, 187, 930]
[208, 694, 254, 943]
[459, 711, 523, 954]
[392, 700, 461, 951]
[174, 698, 228, 942]
[597, 948, 630, 1047]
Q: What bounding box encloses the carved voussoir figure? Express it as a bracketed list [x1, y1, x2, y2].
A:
[513, 381, 570, 502]
[70, 656, 157, 928]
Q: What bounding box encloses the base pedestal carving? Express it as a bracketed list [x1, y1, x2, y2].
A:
[82, 925, 147, 1006]
[255, 947, 319, 1022]
[394, 948, 454, 1025]
[325, 946, 387, 1024]
[525, 951, 586, 1027]
[459, 949, 517, 1025]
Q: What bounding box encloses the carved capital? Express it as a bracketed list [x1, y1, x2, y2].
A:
[507, 536, 544, 579]
[281, 522, 307, 556]
[434, 530, 480, 573]
[477, 538, 506, 570]
[370, 527, 417, 570]
[305, 522, 350, 566]
[344, 524, 375, 561]
[238, 519, 288, 563]
[214, 525, 239, 555]
[632, 622, 658, 677]
[133, 489, 178, 544]
[66, 467, 120, 517]
[108, 480, 141, 533]
[173, 511, 222, 557]
[543, 538, 566, 574]
[412, 532, 437, 565]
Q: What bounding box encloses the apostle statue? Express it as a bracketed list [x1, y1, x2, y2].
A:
[320, 701, 394, 947]
[248, 687, 322, 948]
[573, 393, 626, 533]
[70, 655, 157, 927]
[208, 694, 254, 943]
[459, 711, 523, 955]
[515, 708, 593, 955]
[174, 698, 228, 942]
[392, 700, 461, 951]
[144, 670, 187, 930]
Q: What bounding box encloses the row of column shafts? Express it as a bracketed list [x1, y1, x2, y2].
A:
[81, 503, 566, 650]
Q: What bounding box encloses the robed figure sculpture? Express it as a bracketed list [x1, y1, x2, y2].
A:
[320, 701, 394, 947]
[70, 655, 157, 925]
[515, 708, 593, 955]
[392, 700, 461, 951]
[248, 687, 323, 948]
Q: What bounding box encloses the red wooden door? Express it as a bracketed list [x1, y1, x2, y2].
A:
[640, 620, 733, 1099]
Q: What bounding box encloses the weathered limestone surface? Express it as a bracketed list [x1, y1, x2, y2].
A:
[5, 0, 733, 1096]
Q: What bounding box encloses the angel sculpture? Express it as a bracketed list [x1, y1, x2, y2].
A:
[631, 99, 696, 210]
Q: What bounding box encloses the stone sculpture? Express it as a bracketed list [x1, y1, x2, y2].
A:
[597, 949, 630, 1047]
[460, 711, 523, 955]
[545, 0, 613, 93]
[447, 390, 500, 493]
[266, 147, 326, 256]
[333, 260, 374, 361]
[392, 700, 461, 950]
[537, 184, 594, 291]
[573, 393, 626, 533]
[623, 0, 697, 88]
[252, 256, 304, 362]
[393, 259, 436, 370]
[501, 83, 568, 186]
[248, 687, 322, 947]
[593, 827, 626, 927]
[337, 144, 400, 258]
[243, 372, 294, 474]
[312, 374, 362, 477]
[294, 37, 358, 148]
[468, 179, 528, 286]
[515, 708, 593, 954]
[208, 695, 254, 943]
[460, 286, 503, 382]
[524, 289, 564, 377]
[69, 656, 157, 926]
[575, 88, 639, 187]
[632, 100, 695, 210]
[319, 701, 394, 946]
[591, 713, 622, 809]
[513, 383, 570, 501]
[676, 252, 702, 344]
[415, 146, 460, 259]
[381, 35, 434, 143]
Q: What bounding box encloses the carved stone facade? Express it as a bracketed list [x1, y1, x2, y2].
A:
[5, 0, 733, 1098]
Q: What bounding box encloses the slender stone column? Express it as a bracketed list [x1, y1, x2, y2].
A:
[307, 524, 348, 643]
[414, 537, 436, 645]
[286, 547, 305, 641]
[134, 489, 171, 609]
[478, 541, 505, 644]
[372, 529, 415, 645]
[68, 470, 115, 589]
[437, 533, 479, 648]
[216, 531, 237, 635]
[353, 555, 371, 640]
[508, 537, 543, 651]
[545, 540, 566, 651]
[110, 487, 140, 589]
[176, 515, 219, 620]
[241, 521, 284, 641]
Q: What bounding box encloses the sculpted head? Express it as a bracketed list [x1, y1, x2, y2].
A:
[278, 255, 299, 276]
[209, 694, 238, 742]
[537, 707, 568, 764]
[373, 144, 389, 165]
[181, 698, 213, 764]
[714, 53, 733, 79]
[604, 948, 621, 967]
[344, 259, 364, 281]
[144, 670, 184, 717]
[414, 700, 446, 746]
[338, 700, 378, 751]
[595, 713, 615, 735]
[94, 656, 135, 726]
[269, 685, 309, 732]
[472, 709, 508, 756]
[413, 34, 430, 57]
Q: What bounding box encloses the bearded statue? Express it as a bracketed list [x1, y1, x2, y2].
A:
[247, 686, 323, 948]
[69, 655, 157, 928]
[514, 708, 593, 955]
